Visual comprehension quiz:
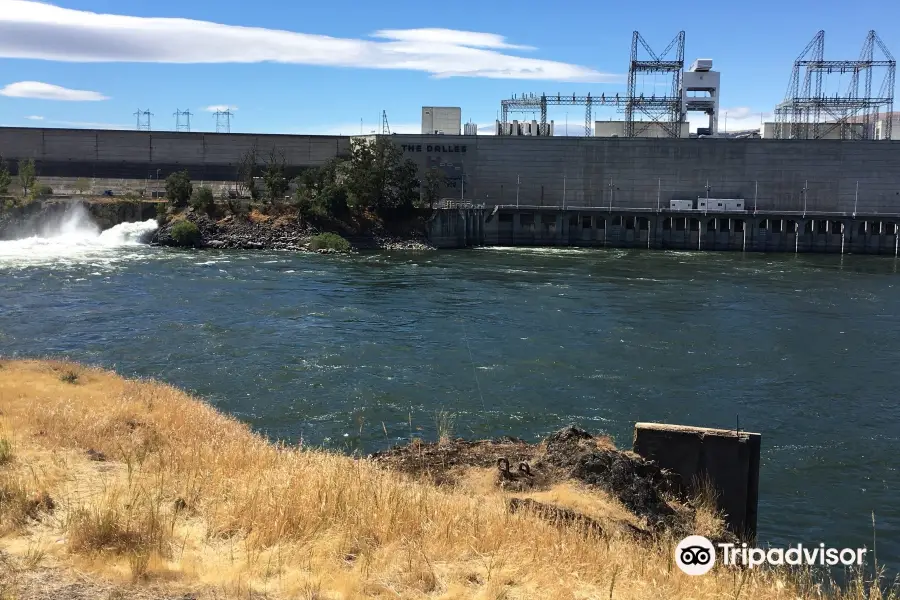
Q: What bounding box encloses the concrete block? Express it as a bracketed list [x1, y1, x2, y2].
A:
[633, 422, 761, 540]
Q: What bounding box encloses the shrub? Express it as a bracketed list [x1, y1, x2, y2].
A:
[155, 202, 169, 225]
[309, 232, 351, 253]
[170, 220, 201, 247]
[190, 186, 215, 214]
[165, 170, 192, 208]
[32, 184, 53, 197]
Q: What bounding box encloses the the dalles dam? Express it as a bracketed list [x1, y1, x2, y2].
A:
[0, 219, 897, 567]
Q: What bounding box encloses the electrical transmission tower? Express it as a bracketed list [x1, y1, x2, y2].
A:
[774, 30, 896, 140]
[382, 110, 391, 134]
[174, 109, 193, 132]
[214, 109, 233, 133]
[624, 31, 685, 138]
[134, 109, 153, 131]
[497, 30, 686, 137]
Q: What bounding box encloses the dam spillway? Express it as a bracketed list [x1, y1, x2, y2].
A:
[428, 206, 900, 254]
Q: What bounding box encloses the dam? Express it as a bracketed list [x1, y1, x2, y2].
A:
[2, 126, 900, 253]
[2, 127, 900, 214]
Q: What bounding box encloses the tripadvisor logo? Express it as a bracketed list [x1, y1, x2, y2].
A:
[675, 535, 868, 576]
[676, 535, 716, 575]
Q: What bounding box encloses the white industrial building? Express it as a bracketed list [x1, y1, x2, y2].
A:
[421, 107, 462, 135]
[681, 59, 720, 135]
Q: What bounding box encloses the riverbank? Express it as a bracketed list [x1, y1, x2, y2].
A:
[153, 208, 435, 253]
[0, 359, 886, 599]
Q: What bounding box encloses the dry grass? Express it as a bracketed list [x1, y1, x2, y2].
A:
[0, 359, 895, 599]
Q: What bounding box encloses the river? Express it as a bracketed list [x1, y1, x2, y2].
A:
[0, 210, 897, 567]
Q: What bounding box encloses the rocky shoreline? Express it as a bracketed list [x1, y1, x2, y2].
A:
[151, 212, 436, 253]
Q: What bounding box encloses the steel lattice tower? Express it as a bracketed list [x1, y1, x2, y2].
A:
[774, 30, 896, 140]
[214, 109, 233, 134]
[624, 31, 685, 138]
[174, 109, 193, 132]
[134, 109, 153, 131]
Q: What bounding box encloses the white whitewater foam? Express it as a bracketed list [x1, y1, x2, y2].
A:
[0, 205, 158, 268]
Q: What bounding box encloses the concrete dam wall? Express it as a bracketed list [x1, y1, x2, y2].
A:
[2, 127, 900, 215]
[0, 128, 350, 181]
[394, 135, 900, 215]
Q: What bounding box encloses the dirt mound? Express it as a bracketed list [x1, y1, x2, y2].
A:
[369, 426, 691, 534]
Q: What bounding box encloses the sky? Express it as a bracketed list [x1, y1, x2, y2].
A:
[0, 0, 897, 135]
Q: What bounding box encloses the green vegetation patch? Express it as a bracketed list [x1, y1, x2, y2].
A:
[309, 232, 351, 253]
[170, 220, 201, 247]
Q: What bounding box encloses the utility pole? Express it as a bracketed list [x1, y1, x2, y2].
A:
[516, 174, 520, 208]
[705, 180, 711, 215]
[608, 178, 614, 212]
[563, 173, 567, 210]
[754, 180, 758, 214]
[802, 180, 809, 216]
[854, 181, 859, 217]
[657, 178, 661, 212]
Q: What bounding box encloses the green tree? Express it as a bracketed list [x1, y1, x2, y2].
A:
[0, 159, 11, 195]
[422, 167, 446, 209]
[17, 159, 36, 197]
[263, 147, 289, 204]
[165, 170, 193, 208]
[343, 137, 419, 216]
[190, 186, 215, 214]
[74, 178, 91, 195]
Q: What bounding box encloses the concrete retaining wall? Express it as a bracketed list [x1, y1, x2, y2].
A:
[633, 423, 761, 540]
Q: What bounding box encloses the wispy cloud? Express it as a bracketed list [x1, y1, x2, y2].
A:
[24, 114, 44, 120]
[42, 119, 131, 129]
[0, 1, 615, 82]
[0, 81, 108, 101]
[205, 105, 237, 113]
[688, 107, 770, 132]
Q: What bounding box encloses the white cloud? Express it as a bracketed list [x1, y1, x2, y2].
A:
[0, 81, 108, 101]
[44, 119, 131, 129]
[688, 107, 771, 132]
[205, 105, 237, 113]
[0, 1, 615, 82]
[24, 114, 43, 120]
[372, 29, 534, 51]
[301, 122, 422, 135]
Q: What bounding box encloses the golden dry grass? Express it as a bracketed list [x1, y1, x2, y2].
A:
[0, 359, 893, 599]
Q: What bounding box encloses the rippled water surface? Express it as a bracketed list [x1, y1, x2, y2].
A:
[0, 231, 898, 566]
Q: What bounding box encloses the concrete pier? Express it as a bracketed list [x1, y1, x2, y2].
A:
[428, 205, 900, 254]
[633, 422, 761, 540]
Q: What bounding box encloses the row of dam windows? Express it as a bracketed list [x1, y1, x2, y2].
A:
[498, 213, 899, 235]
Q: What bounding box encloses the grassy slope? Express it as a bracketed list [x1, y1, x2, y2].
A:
[0, 360, 888, 599]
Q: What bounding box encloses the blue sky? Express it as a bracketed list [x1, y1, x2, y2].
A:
[0, 0, 897, 135]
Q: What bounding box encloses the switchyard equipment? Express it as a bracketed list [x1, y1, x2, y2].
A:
[498, 31, 701, 138]
[773, 30, 896, 140]
[625, 30, 685, 137]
